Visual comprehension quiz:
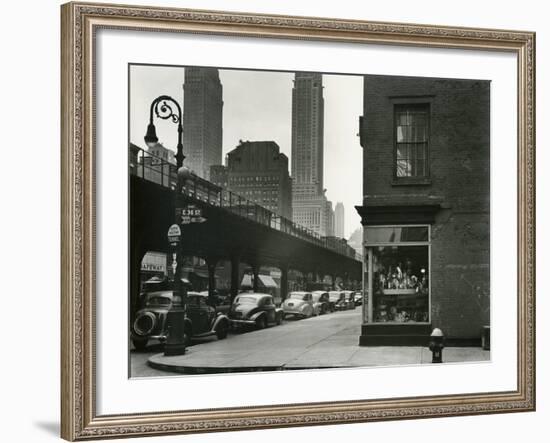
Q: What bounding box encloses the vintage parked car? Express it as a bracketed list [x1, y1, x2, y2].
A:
[131, 291, 230, 350]
[228, 293, 284, 329]
[312, 291, 331, 314]
[283, 291, 315, 319]
[199, 290, 231, 314]
[342, 290, 356, 310]
[328, 290, 346, 311]
[354, 291, 364, 306]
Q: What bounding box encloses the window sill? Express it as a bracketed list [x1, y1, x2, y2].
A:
[391, 178, 432, 186]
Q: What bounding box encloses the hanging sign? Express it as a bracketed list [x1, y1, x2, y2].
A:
[167, 224, 182, 244]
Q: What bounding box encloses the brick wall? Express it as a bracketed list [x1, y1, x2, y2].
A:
[362, 75, 490, 339]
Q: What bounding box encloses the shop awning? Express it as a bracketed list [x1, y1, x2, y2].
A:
[240, 274, 278, 288]
[356, 196, 443, 225]
[241, 274, 253, 287]
[258, 275, 278, 288]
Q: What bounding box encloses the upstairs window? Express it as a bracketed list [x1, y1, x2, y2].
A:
[395, 104, 429, 179]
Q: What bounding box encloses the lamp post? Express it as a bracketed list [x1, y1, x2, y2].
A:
[144, 95, 185, 168]
[144, 95, 188, 355]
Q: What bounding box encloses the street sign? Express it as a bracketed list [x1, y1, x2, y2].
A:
[167, 224, 182, 244]
[176, 205, 208, 225]
[180, 205, 202, 217]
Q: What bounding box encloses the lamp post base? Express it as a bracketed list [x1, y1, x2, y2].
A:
[164, 342, 187, 356]
[163, 308, 188, 356]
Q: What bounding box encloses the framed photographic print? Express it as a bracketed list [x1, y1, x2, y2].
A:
[60, 1, 536, 440]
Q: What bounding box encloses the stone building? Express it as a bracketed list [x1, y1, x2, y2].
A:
[290, 72, 334, 236]
[210, 141, 292, 219]
[292, 195, 334, 237]
[291, 72, 324, 196]
[148, 142, 175, 165]
[182, 67, 223, 180]
[356, 74, 490, 346]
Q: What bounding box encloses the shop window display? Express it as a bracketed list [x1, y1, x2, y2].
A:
[365, 226, 430, 323]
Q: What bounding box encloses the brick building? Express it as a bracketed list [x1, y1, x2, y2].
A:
[210, 141, 292, 219]
[356, 75, 490, 346]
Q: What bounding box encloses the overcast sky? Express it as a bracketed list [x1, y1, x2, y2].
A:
[129, 65, 363, 238]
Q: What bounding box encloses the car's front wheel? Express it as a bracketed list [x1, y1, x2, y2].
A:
[216, 321, 229, 340]
[132, 338, 148, 351]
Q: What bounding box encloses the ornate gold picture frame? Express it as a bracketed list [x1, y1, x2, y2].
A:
[61, 1, 535, 440]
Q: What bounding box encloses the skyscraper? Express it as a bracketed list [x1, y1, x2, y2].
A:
[291, 72, 324, 197]
[182, 67, 223, 180]
[335, 202, 345, 238]
[291, 72, 333, 236]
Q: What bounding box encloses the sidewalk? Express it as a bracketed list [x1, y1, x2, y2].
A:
[148, 310, 490, 374]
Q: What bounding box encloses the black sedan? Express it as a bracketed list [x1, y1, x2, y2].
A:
[131, 291, 230, 350]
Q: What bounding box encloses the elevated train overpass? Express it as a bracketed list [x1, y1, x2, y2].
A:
[130, 146, 362, 315]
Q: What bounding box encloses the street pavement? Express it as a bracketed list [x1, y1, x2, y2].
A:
[141, 309, 490, 376]
[130, 328, 244, 377]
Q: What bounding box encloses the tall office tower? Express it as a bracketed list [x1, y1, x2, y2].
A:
[334, 202, 345, 238]
[182, 67, 223, 180]
[291, 72, 333, 236]
[291, 72, 324, 198]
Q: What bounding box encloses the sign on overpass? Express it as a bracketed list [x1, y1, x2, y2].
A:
[176, 205, 208, 225]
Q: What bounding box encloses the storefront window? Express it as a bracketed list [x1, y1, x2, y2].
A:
[364, 226, 430, 323]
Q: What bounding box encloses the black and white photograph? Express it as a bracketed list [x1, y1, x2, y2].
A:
[1, 0, 543, 441]
[129, 65, 491, 377]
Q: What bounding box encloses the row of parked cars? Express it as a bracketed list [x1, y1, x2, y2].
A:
[131, 289, 362, 350]
[282, 290, 360, 318]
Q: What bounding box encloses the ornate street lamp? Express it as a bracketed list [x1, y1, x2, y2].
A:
[144, 95, 185, 168]
[144, 95, 188, 355]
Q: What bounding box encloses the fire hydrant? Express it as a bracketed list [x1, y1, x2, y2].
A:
[429, 328, 445, 363]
